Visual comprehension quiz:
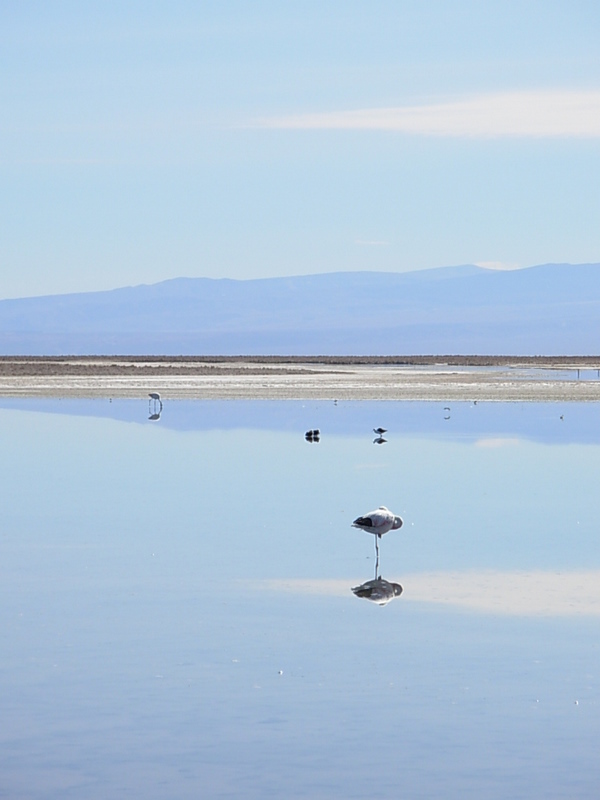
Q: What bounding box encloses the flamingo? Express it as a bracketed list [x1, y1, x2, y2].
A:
[149, 391, 163, 414]
[352, 506, 403, 538]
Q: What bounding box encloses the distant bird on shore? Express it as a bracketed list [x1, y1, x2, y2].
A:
[305, 429, 320, 442]
[373, 427, 387, 436]
[149, 392, 163, 412]
[352, 506, 403, 538]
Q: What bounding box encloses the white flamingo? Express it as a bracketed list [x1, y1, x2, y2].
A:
[352, 506, 403, 538]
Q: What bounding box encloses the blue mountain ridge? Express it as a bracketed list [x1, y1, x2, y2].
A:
[1, 262, 599, 355]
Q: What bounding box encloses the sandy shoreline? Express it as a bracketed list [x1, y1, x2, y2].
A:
[1, 356, 600, 401]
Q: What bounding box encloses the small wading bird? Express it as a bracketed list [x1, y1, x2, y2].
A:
[352, 506, 403, 538]
[149, 392, 163, 409]
[373, 427, 387, 436]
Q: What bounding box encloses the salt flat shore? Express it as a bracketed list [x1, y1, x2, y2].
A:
[1, 356, 600, 401]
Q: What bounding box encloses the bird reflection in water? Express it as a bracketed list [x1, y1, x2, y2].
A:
[351, 538, 403, 606]
[351, 506, 404, 605]
[352, 576, 403, 606]
[149, 392, 163, 410]
[148, 392, 163, 420]
[373, 428, 388, 444]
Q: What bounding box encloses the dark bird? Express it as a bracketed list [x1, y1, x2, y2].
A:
[373, 427, 387, 436]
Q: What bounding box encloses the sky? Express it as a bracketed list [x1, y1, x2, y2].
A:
[1, 0, 599, 299]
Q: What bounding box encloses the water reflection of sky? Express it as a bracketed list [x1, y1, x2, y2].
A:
[2, 396, 600, 444]
[1, 400, 599, 798]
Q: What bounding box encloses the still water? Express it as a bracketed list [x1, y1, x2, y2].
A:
[1, 399, 599, 799]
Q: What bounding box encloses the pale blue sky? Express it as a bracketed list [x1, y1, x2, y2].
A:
[1, 0, 599, 298]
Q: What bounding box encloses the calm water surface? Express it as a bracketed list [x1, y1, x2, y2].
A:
[1, 399, 599, 799]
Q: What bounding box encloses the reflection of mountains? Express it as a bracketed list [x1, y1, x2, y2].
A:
[0, 398, 598, 445]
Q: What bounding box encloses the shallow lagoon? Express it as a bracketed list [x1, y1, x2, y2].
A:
[1, 399, 599, 799]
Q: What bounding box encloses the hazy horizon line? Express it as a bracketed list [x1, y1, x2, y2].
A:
[4, 260, 598, 302]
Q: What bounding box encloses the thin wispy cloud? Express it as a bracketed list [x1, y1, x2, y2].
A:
[475, 261, 521, 271]
[255, 90, 600, 138]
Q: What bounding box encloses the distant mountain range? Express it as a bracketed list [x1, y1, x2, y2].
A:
[1, 263, 599, 355]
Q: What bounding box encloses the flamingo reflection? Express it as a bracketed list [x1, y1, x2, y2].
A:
[352, 577, 403, 605]
[149, 392, 163, 413]
[351, 535, 403, 606]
